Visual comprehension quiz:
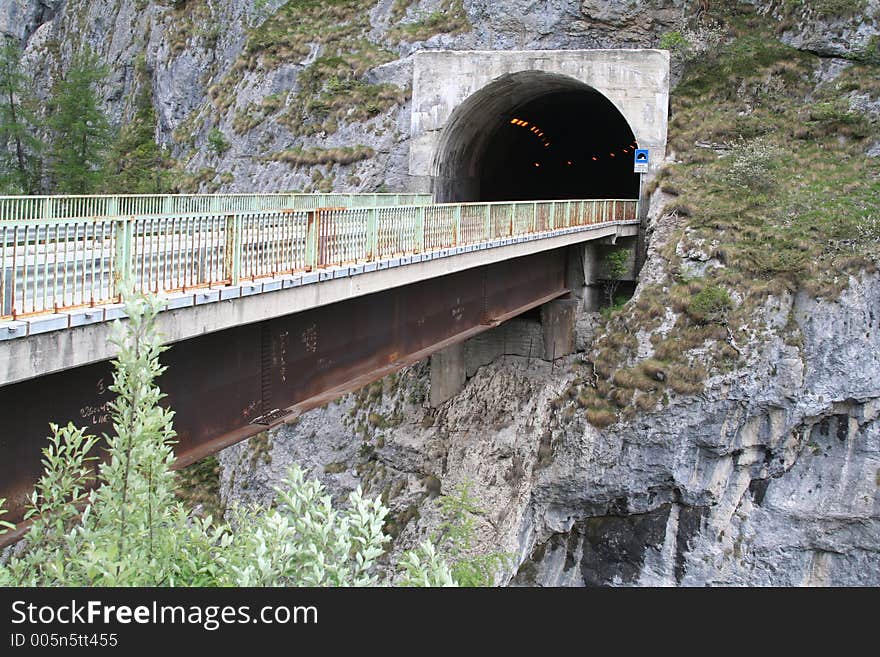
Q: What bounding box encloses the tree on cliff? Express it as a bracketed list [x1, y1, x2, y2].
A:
[47, 47, 110, 194]
[601, 248, 630, 309]
[103, 54, 171, 194]
[0, 37, 42, 194]
[0, 289, 455, 587]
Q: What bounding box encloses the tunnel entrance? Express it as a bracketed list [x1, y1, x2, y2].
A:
[432, 71, 640, 203]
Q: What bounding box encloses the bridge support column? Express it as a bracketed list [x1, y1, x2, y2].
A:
[540, 299, 577, 361]
[580, 243, 603, 313]
[429, 342, 466, 407]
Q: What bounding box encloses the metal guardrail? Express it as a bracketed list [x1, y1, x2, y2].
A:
[0, 198, 638, 320]
[0, 193, 434, 222]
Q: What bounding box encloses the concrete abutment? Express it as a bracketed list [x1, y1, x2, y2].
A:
[428, 239, 640, 406]
[428, 296, 578, 407]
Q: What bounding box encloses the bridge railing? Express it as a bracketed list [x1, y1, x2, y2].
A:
[0, 193, 433, 222]
[0, 198, 637, 320]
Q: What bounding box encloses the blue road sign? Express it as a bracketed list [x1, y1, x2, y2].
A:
[634, 149, 649, 173]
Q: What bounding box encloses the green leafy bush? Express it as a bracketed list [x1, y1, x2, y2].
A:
[660, 31, 689, 52]
[207, 127, 230, 155]
[686, 285, 733, 324]
[435, 483, 513, 586]
[724, 138, 779, 193]
[0, 291, 455, 587]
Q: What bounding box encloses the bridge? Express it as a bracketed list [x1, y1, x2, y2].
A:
[0, 48, 669, 529]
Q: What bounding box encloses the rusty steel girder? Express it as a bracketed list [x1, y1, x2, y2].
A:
[0, 248, 568, 526]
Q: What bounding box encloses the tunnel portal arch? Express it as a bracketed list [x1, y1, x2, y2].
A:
[432, 71, 639, 203]
[409, 50, 670, 204]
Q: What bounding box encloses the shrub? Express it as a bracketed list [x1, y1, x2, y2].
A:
[660, 31, 689, 53]
[207, 127, 230, 155]
[686, 285, 732, 324]
[435, 483, 513, 586]
[724, 138, 779, 192]
[0, 291, 455, 587]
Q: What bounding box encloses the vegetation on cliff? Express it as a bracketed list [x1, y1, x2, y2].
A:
[0, 38, 42, 193]
[44, 47, 112, 193]
[567, 5, 879, 427]
[0, 38, 180, 194]
[209, 0, 418, 141]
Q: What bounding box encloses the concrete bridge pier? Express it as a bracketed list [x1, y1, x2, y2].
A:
[429, 295, 579, 407]
[580, 242, 604, 313]
[429, 342, 467, 407]
[540, 298, 577, 362]
[428, 238, 641, 407]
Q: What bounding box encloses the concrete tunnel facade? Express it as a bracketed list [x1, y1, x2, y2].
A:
[410, 50, 671, 403]
[408, 49, 670, 202]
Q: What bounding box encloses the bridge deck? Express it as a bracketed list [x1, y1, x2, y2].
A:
[0, 197, 637, 330]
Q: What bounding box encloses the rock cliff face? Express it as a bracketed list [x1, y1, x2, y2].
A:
[6, 1, 875, 194]
[3, 0, 696, 193]
[6, 1, 879, 585]
[514, 236, 880, 586]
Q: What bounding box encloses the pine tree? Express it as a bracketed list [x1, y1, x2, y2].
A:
[104, 55, 171, 194]
[0, 37, 42, 194]
[47, 47, 110, 194]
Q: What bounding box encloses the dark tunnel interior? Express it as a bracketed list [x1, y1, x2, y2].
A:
[434, 76, 641, 203]
[480, 89, 639, 202]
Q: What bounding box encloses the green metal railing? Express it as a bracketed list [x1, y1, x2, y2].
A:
[0, 198, 637, 320]
[0, 193, 433, 222]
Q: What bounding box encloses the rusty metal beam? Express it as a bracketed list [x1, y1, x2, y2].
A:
[0, 248, 568, 529]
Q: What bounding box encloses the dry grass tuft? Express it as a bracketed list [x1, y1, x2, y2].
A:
[585, 408, 617, 428]
[269, 145, 375, 167]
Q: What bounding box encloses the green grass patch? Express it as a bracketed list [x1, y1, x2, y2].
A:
[387, 0, 471, 43]
[567, 14, 880, 429]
